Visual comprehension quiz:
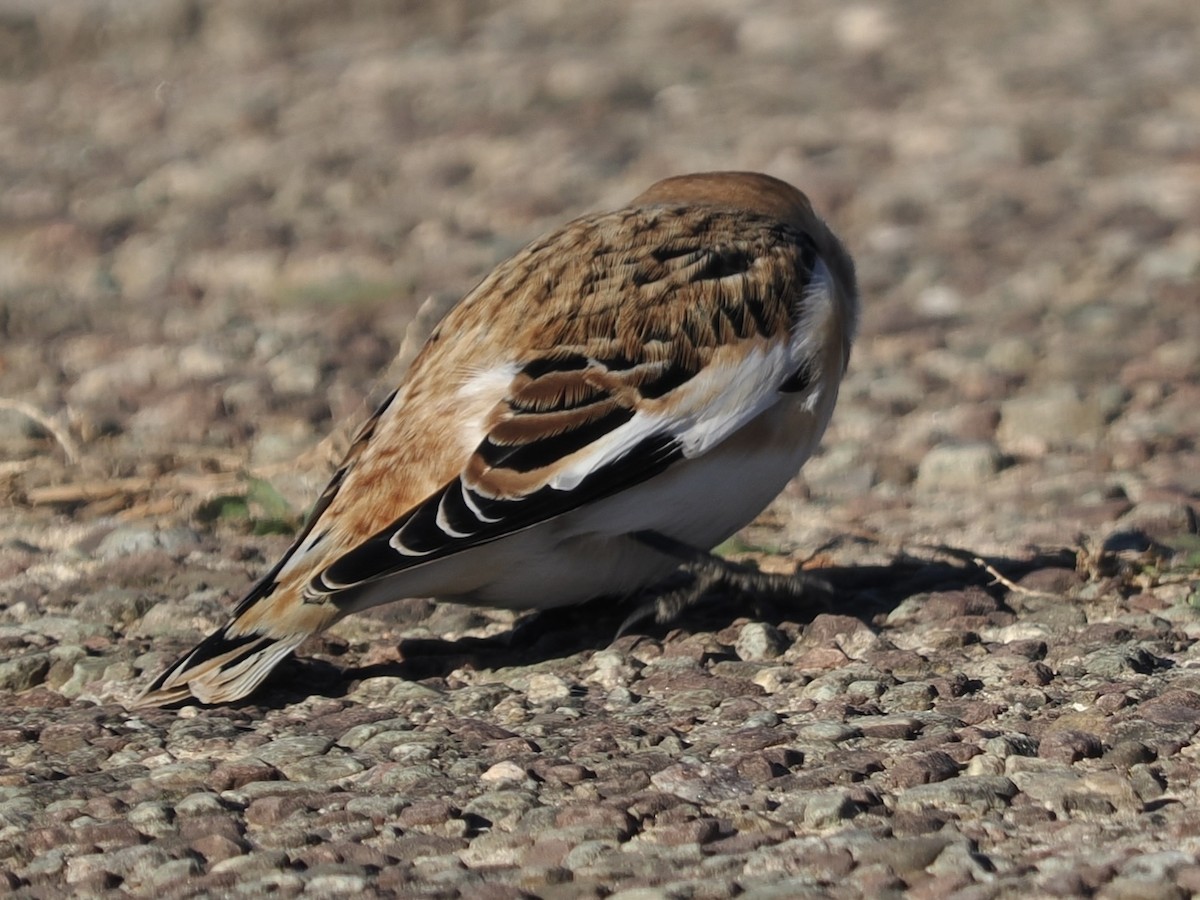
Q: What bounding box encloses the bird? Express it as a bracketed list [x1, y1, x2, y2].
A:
[136, 171, 859, 707]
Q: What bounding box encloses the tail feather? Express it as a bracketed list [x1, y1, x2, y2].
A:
[134, 626, 308, 708]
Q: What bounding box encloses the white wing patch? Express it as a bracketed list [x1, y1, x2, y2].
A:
[794, 256, 836, 357]
[542, 253, 839, 493]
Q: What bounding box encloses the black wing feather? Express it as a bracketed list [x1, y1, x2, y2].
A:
[317, 434, 682, 595]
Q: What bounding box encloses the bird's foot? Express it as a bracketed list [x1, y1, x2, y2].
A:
[616, 531, 836, 637]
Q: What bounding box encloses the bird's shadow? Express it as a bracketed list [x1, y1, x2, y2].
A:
[245, 543, 1078, 709]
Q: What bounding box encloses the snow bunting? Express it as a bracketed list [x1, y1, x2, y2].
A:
[138, 171, 859, 706]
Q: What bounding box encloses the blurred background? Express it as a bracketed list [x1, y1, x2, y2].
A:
[1, 0, 1197, 558]
[2, 7, 1199, 892]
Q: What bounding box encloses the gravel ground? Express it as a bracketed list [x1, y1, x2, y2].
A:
[2, 1, 1200, 897]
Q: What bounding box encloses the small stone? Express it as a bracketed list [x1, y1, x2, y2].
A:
[802, 790, 859, 828]
[857, 716, 922, 740]
[916, 442, 1004, 489]
[147, 761, 213, 791]
[1113, 501, 1198, 544]
[651, 762, 754, 804]
[191, 834, 247, 865]
[208, 849, 291, 878]
[983, 734, 1039, 759]
[74, 590, 155, 627]
[144, 858, 202, 890]
[462, 790, 538, 831]
[1138, 690, 1200, 726]
[525, 673, 573, 705]
[304, 871, 371, 894]
[93, 526, 199, 560]
[278, 754, 366, 782]
[642, 818, 721, 847]
[176, 815, 245, 850]
[880, 682, 937, 712]
[1083, 646, 1159, 679]
[998, 385, 1110, 452]
[57, 657, 111, 699]
[254, 735, 335, 766]
[1038, 730, 1103, 764]
[209, 758, 282, 791]
[735, 622, 790, 661]
[896, 776, 1018, 813]
[846, 680, 885, 699]
[966, 755, 1005, 776]
[563, 839, 620, 870]
[587, 650, 639, 690]
[245, 795, 312, 827]
[1098, 878, 1186, 900]
[127, 801, 175, 838]
[0, 654, 50, 691]
[856, 835, 954, 874]
[797, 722, 861, 743]
[889, 750, 960, 788]
[1105, 741, 1156, 769]
[480, 760, 529, 785]
[175, 792, 228, 816]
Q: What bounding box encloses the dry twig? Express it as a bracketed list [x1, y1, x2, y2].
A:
[0, 398, 81, 464]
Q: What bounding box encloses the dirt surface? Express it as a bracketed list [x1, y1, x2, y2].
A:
[2, 1, 1200, 897]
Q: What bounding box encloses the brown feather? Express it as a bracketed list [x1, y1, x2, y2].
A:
[136, 171, 858, 707]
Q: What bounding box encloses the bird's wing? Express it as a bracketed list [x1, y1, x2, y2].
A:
[300, 212, 835, 599]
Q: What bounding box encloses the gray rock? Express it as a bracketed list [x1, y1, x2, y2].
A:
[797, 722, 862, 743]
[735, 622, 790, 661]
[304, 871, 371, 894]
[801, 789, 860, 828]
[208, 849, 291, 878]
[253, 735, 335, 766]
[896, 776, 1018, 813]
[461, 789, 538, 830]
[175, 792, 228, 816]
[651, 762, 754, 804]
[563, 839, 620, 871]
[73, 589, 155, 627]
[93, 526, 200, 560]
[127, 801, 175, 837]
[916, 442, 1004, 489]
[856, 834, 954, 873]
[880, 681, 937, 712]
[0, 653, 50, 691]
[144, 857, 202, 890]
[277, 753, 366, 783]
[998, 385, 1112, 452]
[27, 615, 112, 641]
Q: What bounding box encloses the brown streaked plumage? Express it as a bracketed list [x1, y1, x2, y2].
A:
[137, 171, 859, 707]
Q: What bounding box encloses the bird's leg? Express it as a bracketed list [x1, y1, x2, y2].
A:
[617, 530, 836, 636]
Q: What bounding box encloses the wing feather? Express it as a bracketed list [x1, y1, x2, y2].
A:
[287, 206, 828, 601]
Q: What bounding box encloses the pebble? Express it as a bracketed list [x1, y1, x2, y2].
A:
[645, 762, 751, 805]
[896, 776, 1018, 813]
[916, 442, 1004, 489]
[735, 622, 790, 661]
[997, 385, 1111, 452]
[0, 654, 50, 691]
[144, 857, 201, 889]
[253, 735, 335, 766]
[480, 760, 530, 785]
[801, 790, 860, 828]
[855, 834, 954, 873]
[278, 754, 366, 782]
[880, 682, 937, 713]
[796, 722, 861, 743]
[126, 801, 175, 838]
